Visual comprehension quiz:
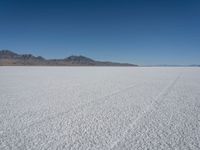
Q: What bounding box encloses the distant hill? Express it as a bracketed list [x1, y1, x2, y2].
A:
[146, 64, 200, 67]
[0, 50, 137, 66]
[188, 64, 200, 67]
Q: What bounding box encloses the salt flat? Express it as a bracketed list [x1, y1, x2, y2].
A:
[0, 67, 200, 150]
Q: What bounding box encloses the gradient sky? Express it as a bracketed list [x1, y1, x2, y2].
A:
[0, 0, 200, 65]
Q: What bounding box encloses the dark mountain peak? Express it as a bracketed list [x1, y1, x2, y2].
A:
[0, 50, 19, 59]
[65, 55, 95, 65]
[0, 49, 16, 54]
[21, 54, 35, 59]
[65, 55, 94, 61]
[20, 54, 45, 60]
[0, 50, 45, 60]
[36, 56, 45, 60]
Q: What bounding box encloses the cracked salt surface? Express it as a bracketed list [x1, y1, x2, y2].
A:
[0, 67, 200, 150]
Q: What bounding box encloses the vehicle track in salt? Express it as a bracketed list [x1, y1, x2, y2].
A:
[43, 74, 181, 149]
[14, 82, 140, 133]
[0, 81, 143, 149]
[2, 67, 199, 150]
[2, 75, 180, 150]
[109, 74, 181, 150]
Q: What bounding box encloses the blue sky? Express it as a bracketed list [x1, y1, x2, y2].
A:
[0, 0, 200, 65]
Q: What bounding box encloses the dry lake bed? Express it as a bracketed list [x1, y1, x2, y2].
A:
[0, 67, 200, 150]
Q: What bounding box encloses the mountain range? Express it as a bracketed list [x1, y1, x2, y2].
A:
[0, 50, 137, 66]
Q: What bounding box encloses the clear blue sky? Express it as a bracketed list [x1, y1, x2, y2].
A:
[0, 0, 200, 65]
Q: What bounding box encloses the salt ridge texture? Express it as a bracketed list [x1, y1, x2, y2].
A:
[0, 67, 200, 149]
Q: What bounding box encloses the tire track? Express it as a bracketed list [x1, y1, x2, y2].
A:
[17, 81, 140, 132]
[109, 74, 181, 150]
[50, 75, 181, 149]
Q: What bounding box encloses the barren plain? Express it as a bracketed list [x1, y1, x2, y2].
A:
[0, 67, 200, 149]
